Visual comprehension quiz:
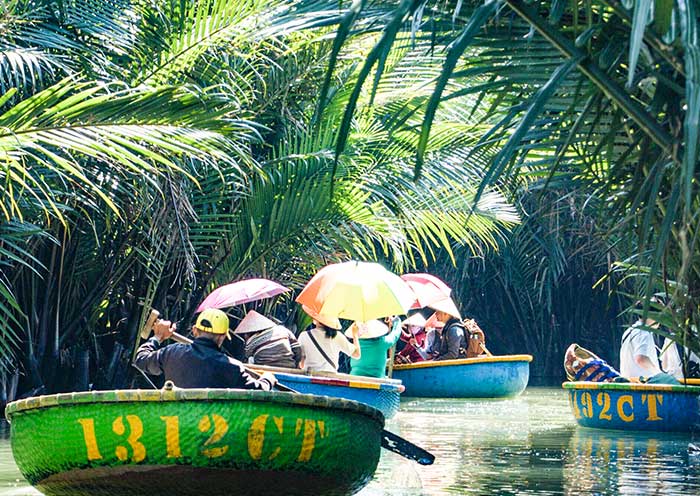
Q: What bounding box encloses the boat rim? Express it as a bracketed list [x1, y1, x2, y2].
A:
[392, 354, 533, 371]
[562, 381, 700, 393]
[250, 365, 404, 392]
[250, 364, 403, 386]
[4, 388, 385, 424]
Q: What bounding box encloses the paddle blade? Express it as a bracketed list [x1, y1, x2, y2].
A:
[381, 430, 435, 465]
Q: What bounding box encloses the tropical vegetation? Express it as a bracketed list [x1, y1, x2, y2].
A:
[0, 0, 697, 398]
[336, 0, 697, 376]
[0, 0, 518, 400]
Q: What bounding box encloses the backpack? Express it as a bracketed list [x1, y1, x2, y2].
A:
[462, 319, 490, 358]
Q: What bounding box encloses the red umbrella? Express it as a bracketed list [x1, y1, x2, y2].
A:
[196, 278, 290, 312]
[400, 273, 452, 310]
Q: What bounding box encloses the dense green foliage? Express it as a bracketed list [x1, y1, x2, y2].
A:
[330, 0, 698, 367]
[1, 0, 697, 397]
[0, 0, 517, 399]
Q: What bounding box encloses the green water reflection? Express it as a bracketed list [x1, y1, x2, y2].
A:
[0, 388, 698, 495]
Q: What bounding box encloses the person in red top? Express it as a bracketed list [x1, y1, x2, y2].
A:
[395, 313, 429, 364]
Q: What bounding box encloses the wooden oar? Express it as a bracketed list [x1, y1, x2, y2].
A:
[138, 310, 435, 465]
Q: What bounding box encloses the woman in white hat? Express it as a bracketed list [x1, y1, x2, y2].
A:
[346, 316, 402, 378]
[426, 297, 467, 361]
[298, 305, 361, 373]
[395, 313, 430, 363]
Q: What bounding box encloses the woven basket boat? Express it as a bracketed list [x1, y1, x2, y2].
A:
[563, 381, 700, 432]
[392, 355, 532, 398]
[5, 387, 384, 496]
[250, 365, 404, 418]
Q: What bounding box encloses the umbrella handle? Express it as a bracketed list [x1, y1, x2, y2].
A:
[386, 344, 396, 378]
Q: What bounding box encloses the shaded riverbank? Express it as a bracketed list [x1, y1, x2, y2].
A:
[1, 388, 698, 495]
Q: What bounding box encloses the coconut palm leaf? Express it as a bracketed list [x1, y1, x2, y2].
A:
[0, 79, 248, 223]
[1, 0, 522, 394]
[415, 0, 499, 176]
[133, 0, 343, 85]
[0, 0, 80, 94]
[0, 221, 53, 363]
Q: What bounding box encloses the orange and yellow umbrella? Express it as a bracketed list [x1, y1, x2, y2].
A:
[296, 261, 415, 322]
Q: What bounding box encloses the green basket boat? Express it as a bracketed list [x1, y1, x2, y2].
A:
[5, 387, 384, 496]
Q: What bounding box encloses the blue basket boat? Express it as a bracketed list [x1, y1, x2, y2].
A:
[250, 366, 404, 418]
[563, 381, 700, 432]
[391, 355, 532, 398]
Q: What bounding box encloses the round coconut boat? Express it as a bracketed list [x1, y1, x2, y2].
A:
[563, 381, 700, 432]
[5, 387, 384, 496]
[392, 355, 532, 398]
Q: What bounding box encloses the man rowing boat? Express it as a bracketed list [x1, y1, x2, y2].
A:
[134, 308, 276, 390]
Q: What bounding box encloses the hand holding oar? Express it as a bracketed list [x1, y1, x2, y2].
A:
[138, 309, 280, 390]
[140, 309, 189, 345]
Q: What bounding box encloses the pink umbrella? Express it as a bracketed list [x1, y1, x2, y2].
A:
[400, 273, 452, 310]
[196, 278, 290, 312]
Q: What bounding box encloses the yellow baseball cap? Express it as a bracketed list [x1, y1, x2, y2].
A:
[195, 308, 230, 338]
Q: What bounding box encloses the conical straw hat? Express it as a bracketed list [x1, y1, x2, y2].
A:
[345, 320, 389, 340]
[233, 310, 277, 335]
[402, 313, 427, 328]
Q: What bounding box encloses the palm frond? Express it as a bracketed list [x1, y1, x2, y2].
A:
[0, 79, 248, 223]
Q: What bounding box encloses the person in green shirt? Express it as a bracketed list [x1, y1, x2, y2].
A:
[346, 317, 402, 378]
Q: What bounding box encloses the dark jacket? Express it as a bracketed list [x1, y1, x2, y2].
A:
[434, 318, 466, 361]
[134, 337, 273, 390]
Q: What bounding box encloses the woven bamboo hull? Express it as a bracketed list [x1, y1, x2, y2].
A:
[5, 389, 384, 496]
[563, 381, 700, 432]
[392, 355, 532, 398]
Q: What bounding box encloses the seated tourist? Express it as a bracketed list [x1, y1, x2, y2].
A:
[395, 313, 429, 364]
[234, 310, 304, 369]
[347, 317, 401, 378]
[660, 336, 700, 380]
[619, 308, 679, 384]
[425, 297, 467, 361]
[298, 305, 361, 373]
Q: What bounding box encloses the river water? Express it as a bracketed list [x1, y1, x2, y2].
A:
[0, 387, 698, 495]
